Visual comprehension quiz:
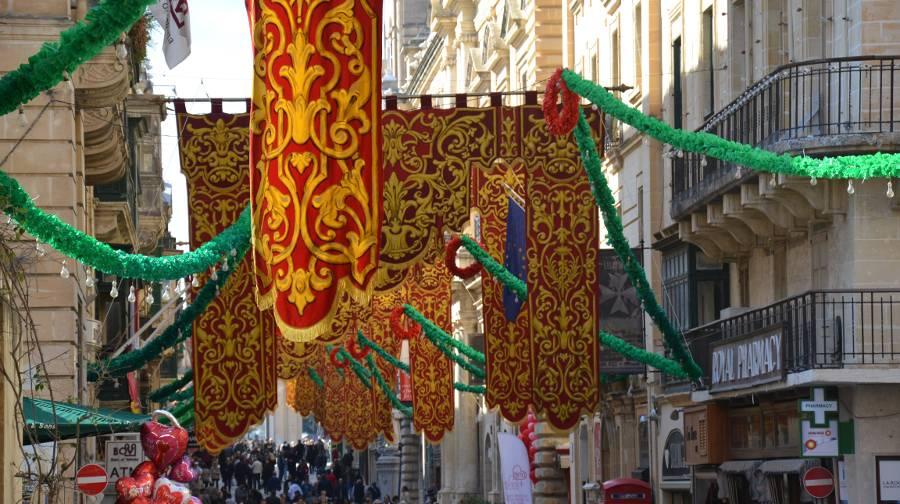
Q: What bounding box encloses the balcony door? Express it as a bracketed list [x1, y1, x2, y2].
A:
[661, 244, 729, 331]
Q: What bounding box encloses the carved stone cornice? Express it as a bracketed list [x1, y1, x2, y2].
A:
[83, 107, 127, 185]
[74, 46, 130, 110]
[94, 200, 137, 247]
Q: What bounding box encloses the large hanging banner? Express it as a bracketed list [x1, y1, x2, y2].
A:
[523, 105, 602, 431]
[379, 100, 495, 291]
[247, 0, 383, 342]
[472, 153, 531, 423]
[407, 254, 454, 443]
[320, 358, 347, 443]
[176, 100, 278, 453]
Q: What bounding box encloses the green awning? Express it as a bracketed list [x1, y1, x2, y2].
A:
[22, 398, 150, 445]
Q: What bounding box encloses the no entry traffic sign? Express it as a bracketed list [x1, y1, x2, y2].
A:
[75, 464, 108, 496]
[803, 466, 835, 499]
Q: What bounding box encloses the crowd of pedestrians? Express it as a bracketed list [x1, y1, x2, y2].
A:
[184, 439, 398, 504]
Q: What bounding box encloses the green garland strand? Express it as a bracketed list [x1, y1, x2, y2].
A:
[599, 332, 688, 378]
[458, 235, 527, 301]
[571, 111, 703, 379]
[357, 331, 410, 373]
[454, 382, 486, 395]
[88, 244, 250, 381]
[0, 0, 155, 116]
[365, 355, 412, 417]
[0, 171, 251, 280]
[167, 386, 194, 402]
[331, 346, 372, 389]
[561, 69, 900, 180]
[308, 367, 324, 388]
[149, 370, 194, 402]
[431, 337, 486, 380]
[402, 305, 486, 365]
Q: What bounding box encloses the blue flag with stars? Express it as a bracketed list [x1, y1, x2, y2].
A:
[503, 196, 526, 321]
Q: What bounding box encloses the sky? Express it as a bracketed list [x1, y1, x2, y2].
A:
[147, 0, 253, 248]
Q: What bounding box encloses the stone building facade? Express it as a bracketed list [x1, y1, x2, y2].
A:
[579, 1, 900, 503]
[0, 2, 170, 502]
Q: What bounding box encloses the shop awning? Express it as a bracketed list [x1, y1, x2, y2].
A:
[22, 398, 150, 445]
[719, 460, 762, 474]
[758, 459, 815, 475]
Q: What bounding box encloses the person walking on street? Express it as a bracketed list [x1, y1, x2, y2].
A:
[352, 478, 366, 504]
[253, 457, 264, 490]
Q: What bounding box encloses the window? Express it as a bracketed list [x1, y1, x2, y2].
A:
[520, 71, 529, 91]
[634, 4, 642, 87]
[611, 29, 621, 87]
[661, 244, 729, 331]
[702, 7, 715, 117]
[637, 186, 644, 243]
[500, 1, 509, 38]
[672, 36, 683, 129]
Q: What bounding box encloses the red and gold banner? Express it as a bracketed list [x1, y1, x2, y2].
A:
[367, 285, 406, 442]
[378, 101, 496, 290]
[472, 157, 531, 423]
[248, 0, 383, 342]
[407, 255, 454, 443]
[523, 105, 601, 431]
[277, 332, 315, 380]
[176, 100, 278, 453]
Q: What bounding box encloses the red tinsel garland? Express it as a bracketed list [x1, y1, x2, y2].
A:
[390, 306, 421, 341]
[445, 236, 483, 279]
[347, 339, 370, 360]
[543, 68, 580, 136]
[330, 347, 350, 369]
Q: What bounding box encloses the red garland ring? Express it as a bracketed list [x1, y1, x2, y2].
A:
[329, 347, 350, 369]
[390, 306, 420, 341]
[543, 68, 581, 136]
[347, 339, 370, 360]
[445, 236, 483, 279]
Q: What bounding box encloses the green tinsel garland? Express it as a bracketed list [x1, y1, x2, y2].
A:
[167, 386, 194, 402]
[333, 346, 372, 389]
[148, 370, 194, 402]
[403, 304, 486, 365]
[365, 355, 413, 417]
[561, 69, 900, 180]
[307, 367, 324, 388]
[0, 0, 155, 116]
[170, 397, 193, 420]
[431, 336, 486, 379]
[454, 382, 486, 395]
[88, 244, 249, 381]
[599, 332, 688, 378]
[571, 111, 703, 379]
[458, 235, 527, 301]
[357, 331, 410, 373]
[0, 168, 251, 280]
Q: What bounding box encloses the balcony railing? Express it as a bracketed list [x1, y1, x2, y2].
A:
[672, 56, 900, 219]
[663, 289, 900, 391]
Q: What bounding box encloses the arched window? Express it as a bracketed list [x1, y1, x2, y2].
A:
[483, 434, 494, 498]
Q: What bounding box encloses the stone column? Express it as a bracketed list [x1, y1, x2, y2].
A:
[533, 420, 569, 504]
[400, 418, 421, 503]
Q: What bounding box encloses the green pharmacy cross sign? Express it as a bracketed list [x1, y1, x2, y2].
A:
[801, 387, 839, 427]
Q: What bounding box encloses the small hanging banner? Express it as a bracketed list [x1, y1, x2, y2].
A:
[408, 256, 454, 443]
[176, 100, 278, 453]
[472, 157, 531, 423]
[367, 285, 407, 442]
[247, 0, 383, 342]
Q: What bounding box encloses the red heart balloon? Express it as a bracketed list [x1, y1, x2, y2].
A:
[151, 478, 191, 504]
[115, 472, 155, 502]
[141, 420, 188, 471]
[167, 456, 197, 484]
[132, 461, 160, 479]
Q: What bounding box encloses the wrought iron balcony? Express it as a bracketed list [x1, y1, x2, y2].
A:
[662, 289, 900, 392]
[672, 56, 900, 220]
